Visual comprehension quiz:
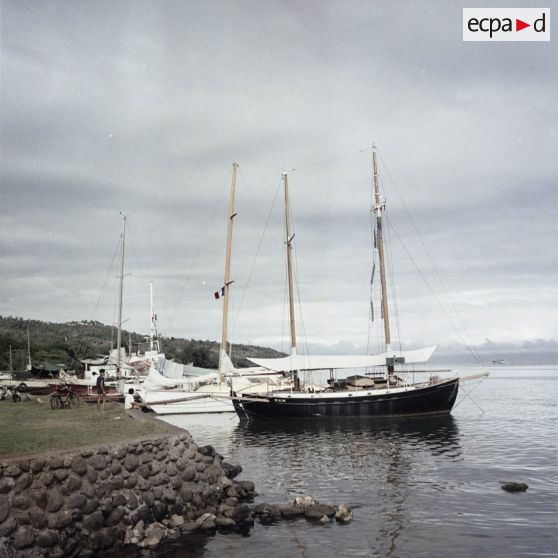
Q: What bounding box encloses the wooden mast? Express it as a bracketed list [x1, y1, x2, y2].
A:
[220, 162, 238, 372]
[372, 145, 394, 373]
[116, 215, 126, 377]
[9, 345, 13, 373]
[283, 171, 300, 389]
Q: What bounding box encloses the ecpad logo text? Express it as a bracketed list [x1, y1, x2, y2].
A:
[463, 8, 550, 41]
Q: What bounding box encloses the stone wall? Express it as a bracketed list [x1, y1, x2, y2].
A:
[0, 432, 256, 557]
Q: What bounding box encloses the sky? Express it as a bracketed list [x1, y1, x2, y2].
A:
[1, 0, 556, 359]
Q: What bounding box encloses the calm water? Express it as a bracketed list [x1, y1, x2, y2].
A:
[155, 366, 557, 558]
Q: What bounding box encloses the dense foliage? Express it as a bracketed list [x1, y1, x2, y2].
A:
[0, 315, 284, 371]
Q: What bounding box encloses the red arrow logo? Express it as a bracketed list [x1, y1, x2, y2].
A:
[516, 19, 530, 31]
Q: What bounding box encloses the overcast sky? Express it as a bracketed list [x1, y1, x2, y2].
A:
[1, 0, 556, 357]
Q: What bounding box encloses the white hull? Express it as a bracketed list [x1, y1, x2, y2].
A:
[138, 374, 292, 415]
[148, 397, 234, 415]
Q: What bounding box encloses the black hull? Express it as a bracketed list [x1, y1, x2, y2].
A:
[234, 378, 459, 420]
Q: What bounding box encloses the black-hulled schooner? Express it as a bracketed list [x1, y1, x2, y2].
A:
[233, 147, 477, 420]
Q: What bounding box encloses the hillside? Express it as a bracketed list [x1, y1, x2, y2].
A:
[0, 315, 285, 371]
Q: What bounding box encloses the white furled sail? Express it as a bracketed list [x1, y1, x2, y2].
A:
[219, 350, 268, 375]
[247, 346, 437, 372]
[144, 364, 219, 388]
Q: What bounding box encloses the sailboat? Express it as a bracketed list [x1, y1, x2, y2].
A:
[55, 216, 136, 399]
[233, 146, 487, 420]
[137, 163, 292, 414]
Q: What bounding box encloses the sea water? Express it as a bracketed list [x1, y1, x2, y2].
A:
[141, 366, 558, 558]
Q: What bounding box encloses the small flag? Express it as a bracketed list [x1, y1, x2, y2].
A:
[214, 286, 225, 299]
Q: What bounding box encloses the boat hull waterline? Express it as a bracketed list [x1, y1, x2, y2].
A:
[233, 377, 459, 420]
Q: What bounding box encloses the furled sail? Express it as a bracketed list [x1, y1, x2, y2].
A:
[247, 346, 437, 372]
[144, 364, 219, 388]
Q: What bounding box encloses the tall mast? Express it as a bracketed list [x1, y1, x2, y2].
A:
[9, 345, 13, 373]
[149, 281, 154, 352]
[283, 172, 300, 390]
[372, 146, 393, 365]
[116, 215, 126, 377]
[26, 328, 32, 370]
[219, 162, 238, 371]
[283, 172, 297, 355]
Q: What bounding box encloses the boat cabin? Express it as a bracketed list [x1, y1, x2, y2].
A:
[328, 374, 382, 390]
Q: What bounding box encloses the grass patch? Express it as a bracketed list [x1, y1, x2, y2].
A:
[0, 398, 174, 456]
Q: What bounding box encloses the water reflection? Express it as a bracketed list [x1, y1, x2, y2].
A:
[234, 414, 462, 459]
[108, 531, 211, 558]
[117, 370, 558, 558]
[233, 415, 462, 558]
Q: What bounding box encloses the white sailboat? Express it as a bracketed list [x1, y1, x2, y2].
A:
[59, 216, 169, 398]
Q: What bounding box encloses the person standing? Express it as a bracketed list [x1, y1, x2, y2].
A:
[96, 369, 106, 411]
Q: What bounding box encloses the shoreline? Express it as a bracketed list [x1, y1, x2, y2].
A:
[0, 398, 173, 458]
[0, 407, 184, 463]
[0, 408, 258, 557]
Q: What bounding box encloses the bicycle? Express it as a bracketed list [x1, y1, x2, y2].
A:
[50, 384, 80, 410]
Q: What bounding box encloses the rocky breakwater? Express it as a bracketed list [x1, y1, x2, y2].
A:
[0, 433, 256, 557]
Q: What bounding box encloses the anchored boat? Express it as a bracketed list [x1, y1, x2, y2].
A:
[234, 146, 485, 420]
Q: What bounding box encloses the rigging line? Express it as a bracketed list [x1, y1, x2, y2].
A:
[368, 254, 379, 353]
[167, 174, 229, 335]
[383, 211, 403, 356]
[367, 181, 376, 355]
[452, 379, 487, 413]
[377, 152, 483, 365]
[281, 257, 288, 355]
[236, 168, 286, 278]
[73, 235, 121, 363]
[289, 200, 310, 364]
[387, 216, 483, 365]
[294, 247, 310, 358]
[291, 204, 312, 384]
[123, 220, 152, 352]
[110, 275, 119, 349]
[288, 145, 373, 173]
[229, 175, 283, 342]
[228, 168, 286, 353]
[370, 266, 382, 355]
[372, 248, 382, 355]
[125, 218, 152, 310]
[235, 167, 267, 226]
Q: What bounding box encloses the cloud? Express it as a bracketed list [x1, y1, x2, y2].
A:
[1, 1, 556, 355]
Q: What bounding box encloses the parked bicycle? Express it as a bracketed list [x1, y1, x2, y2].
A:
[50, 383, 80, 410]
